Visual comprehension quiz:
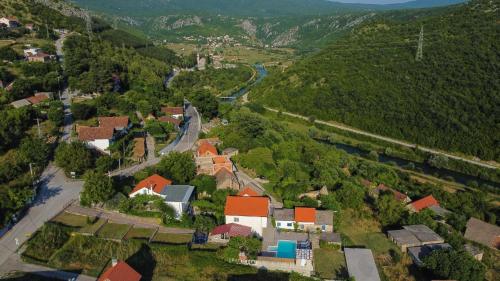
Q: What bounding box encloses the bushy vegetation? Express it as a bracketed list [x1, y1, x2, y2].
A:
[23, 223, 71, 262]
[253, 0, 500, 161]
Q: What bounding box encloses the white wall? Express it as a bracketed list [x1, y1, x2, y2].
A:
[225, 215, 267, 236]
[88, 139, 110, 152]
[166, 201, 187, 219]
[129, 188, 163, 198]
[276, 220, 295, 230]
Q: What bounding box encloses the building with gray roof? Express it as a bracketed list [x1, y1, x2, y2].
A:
[408, 243, 451, 266]
[160, 185, 195, 219]
[344, 248, 381, 281]
[388, 225, 444, 251]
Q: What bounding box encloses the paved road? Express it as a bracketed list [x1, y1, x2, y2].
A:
[1, 255, 94, 281]
[0, 165, 84, 270]
[112, 103, 200, 177]
[264, 107, 499, 170]
[66, 205, 194, 234]
[235, 171, 283, 209]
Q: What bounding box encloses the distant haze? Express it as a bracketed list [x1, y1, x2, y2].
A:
[332, 0, 412, 3]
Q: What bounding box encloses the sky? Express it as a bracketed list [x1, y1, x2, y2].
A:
[333, 0, 412, 4]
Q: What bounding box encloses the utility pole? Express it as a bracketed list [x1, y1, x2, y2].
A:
[29, 163, 34, 177]
[36, 118, 41, 138]
[416, 25, 424, 61]
[85, 11, 93, 40]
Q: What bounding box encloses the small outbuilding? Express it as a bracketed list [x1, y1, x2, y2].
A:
[344, 248, 381, 281]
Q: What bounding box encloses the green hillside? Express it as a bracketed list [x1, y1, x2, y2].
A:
[252, 0, 500, 161]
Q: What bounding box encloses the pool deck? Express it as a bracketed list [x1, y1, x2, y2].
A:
[262, 227, 310, 251]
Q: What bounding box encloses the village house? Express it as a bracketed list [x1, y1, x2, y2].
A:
[77, 126, 115, 152]
[224, 195, 270, 236]
[407, 195, 439, 212]
[274, 207, 334, 233]
[98, 259, 141, 281]
[129, 174, 195, 219]
[195, 140, 240, 190]
[27, 52, 54, 63]
[464, 217, 500, 249]
[208, 223, 252, 244]
[158, 115, 182, 129]
[77, 116, 131, 153]
[388, 224, 445, 252]
[238, 187, 261, 197]
[23, 47, 41, 57]
[10, 92, 52, 108]
[408, 243, 452, 266]
[0, 17, 20, 28]
[373, 184, 411, 203]
[161, 106, 184, 119]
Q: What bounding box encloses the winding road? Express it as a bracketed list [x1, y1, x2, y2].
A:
[0, 36, 202, 280]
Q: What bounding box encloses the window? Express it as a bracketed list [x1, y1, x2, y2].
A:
[287, 223, 293, 227]
[277, 222, 281, 226]
[233, 217, 239, 222]
[300, 224, 304, 230]
[321, 225, 326, 231]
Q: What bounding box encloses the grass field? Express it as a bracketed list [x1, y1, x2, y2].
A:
[44, 233, 313, 280]
[96, 223, 131, 240]
[125, 227, 155, 240]
[78, 218, 107, 235]
[313, 248, 346, 280]
[51, 212, 92, 228]
[151, 232, 193, 244]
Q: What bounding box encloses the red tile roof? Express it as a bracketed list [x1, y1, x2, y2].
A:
[295, 207, 316, 223]
[158, 116, 181, 126]
[98, 261, 141, 281]
[77, 126, 114, 141]
[198, 141, 218, 156]
[98, 116, 130, 130]
[376, 184, 409, 203]
[224, 196, 269, 217]
[213, 156, 229, 164]
[161, 106, 184, 115]
[210, 223, 252, 237]
[130, 174, 172, 195]
[410, 195, 439, 212]
[26, 94, 49, 105]
[238, 187, 260, 197]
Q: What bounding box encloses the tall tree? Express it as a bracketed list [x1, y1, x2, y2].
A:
[80, 171, 114, 206]
[157, 151, 196, 183]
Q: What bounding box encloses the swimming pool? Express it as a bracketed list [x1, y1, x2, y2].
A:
[276, 240, 297, 259]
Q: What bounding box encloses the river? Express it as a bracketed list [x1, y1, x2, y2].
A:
[225, 65, 498, 188]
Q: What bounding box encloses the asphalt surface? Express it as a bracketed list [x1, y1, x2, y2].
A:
[0, 165, 84, 270]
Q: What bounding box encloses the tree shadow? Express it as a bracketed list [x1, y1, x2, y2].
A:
[126, 243, 156, 280]
[228, 268, 290, 281]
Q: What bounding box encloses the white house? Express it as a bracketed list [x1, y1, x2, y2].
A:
[77, 126, 114, 153]
[24, 48, 41, 57]
[129, 174, 194, 219]
[224, 195, 270, 236]
[161, 107, 184, 119]
[0, 17, 20, 28]
[274, 207, 334, 232]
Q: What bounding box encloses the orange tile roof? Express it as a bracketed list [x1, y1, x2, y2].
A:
[238, 187, 261, 197]
[77, 126, 114, 141]
[161, 106, 184, 115]
[295, 207, 316, 223]
[213, 156, 229, 164]
[158, 116, 181, 126]
[26, 94, 49, 105]
[98, 261, 141, 281]
[224, 196, 269, 217]
[130, 174, 172, 195]
[198, 141, 218, 156]
[411, 195, 439, 212]
[98, 116, 130, 130]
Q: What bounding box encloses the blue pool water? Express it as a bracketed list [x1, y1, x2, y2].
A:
[276, 240, 297, 259]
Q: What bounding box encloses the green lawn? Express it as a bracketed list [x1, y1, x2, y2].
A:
[313, 248, 347, 280]
[51, 212, 92, 228]
[151, 232, 193, 244]
[46, 234, 314, 280]
[125, 227, 155, 240]
[96, 223, 131, 240]
[78, 218, 107, 235]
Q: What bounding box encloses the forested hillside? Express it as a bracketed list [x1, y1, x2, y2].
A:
[252, 0, 499, 161]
